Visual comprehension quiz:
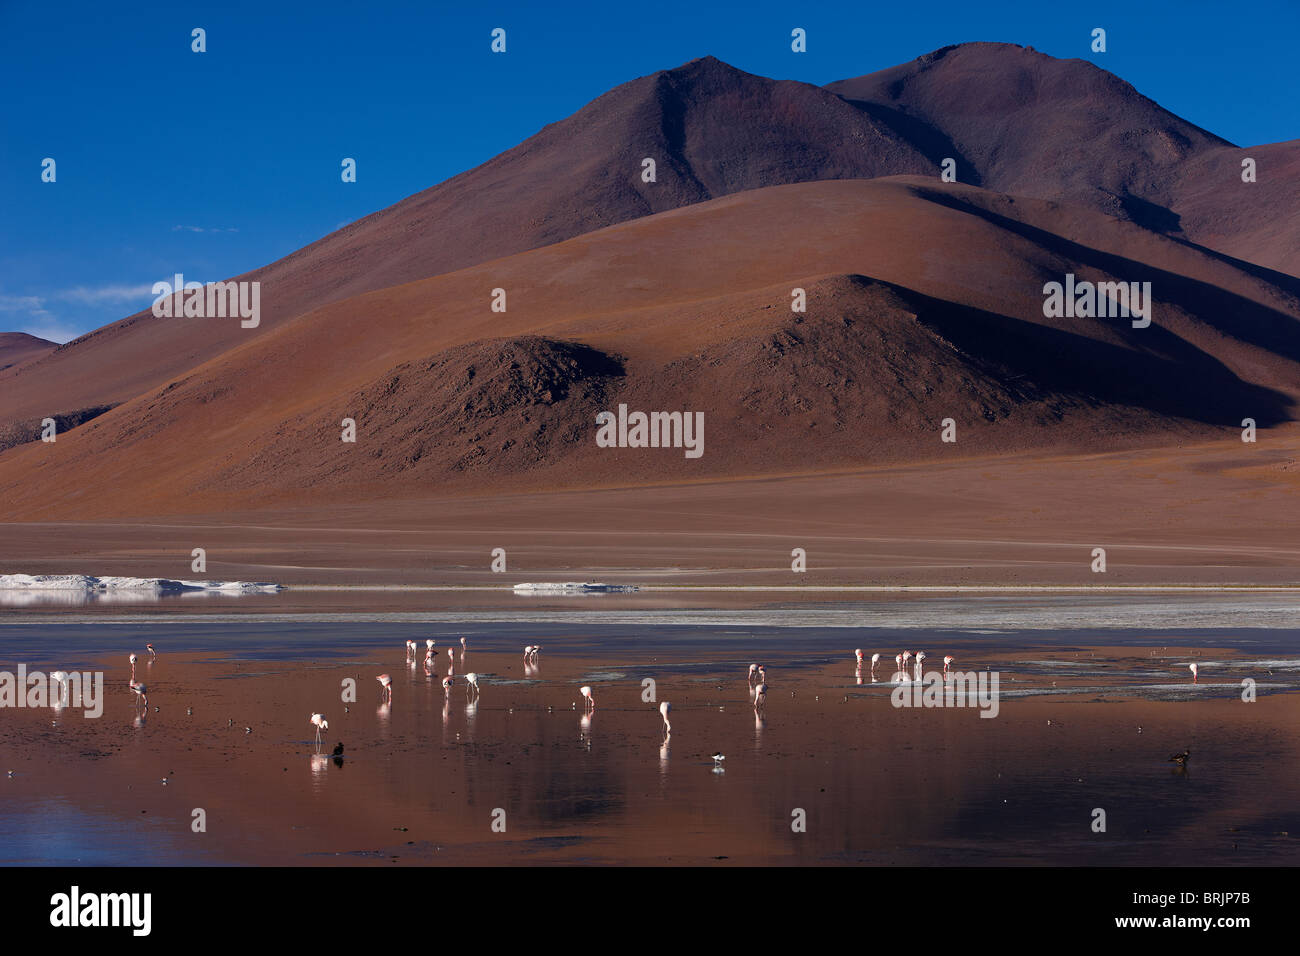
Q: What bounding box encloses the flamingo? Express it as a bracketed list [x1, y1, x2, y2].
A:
[870, 653, 880, 673]
[753, 683, 768, 710]
[895, 653, 903, 671]
[757, 665, 767, 682]
[441, 675, 454, 694]
[660, 701, 672, 735]
[426, 639, 435, 652]
[524, 645, 534, 659]
[580, 686, 594, 711]
[310, 713, 328, 743]
[747, 664, 758, 683]
[1188, 663, 1199, 683]
[146, 643, 157, 659]
[465, 673, 480, 698]
[129, 653, 138, 680]
[902, 651, 912, 670]
[712, 752, 725, 765]
[915, 651, 927, 673]
[129, 681, 149, 708]
[854, 649, 864, 664]
[943, 655, 954, 674]
[529, 645, 540, 662]
[405, 640, 416, 661]
[376, 674, 392, 701]
[460, 637, 468, 658]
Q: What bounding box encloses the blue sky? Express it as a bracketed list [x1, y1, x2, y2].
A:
[2, 0, 1296, 343]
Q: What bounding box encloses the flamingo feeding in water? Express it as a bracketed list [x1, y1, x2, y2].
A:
[405, 640, 417, 661]
[854, 649, 864, 664]
[310, 713, 328, 743]
[902, 651, 912, 670]
[129, 681, 149, 708]
[753, 683, 768, 710]
[660, 701, 672, 735]
[465, 673, 480, 698]
[915, 651, 927, 673]
[376, 674, 393, 701]
[1188, 663, 1199, 683]
[943, 655, 954, 674]
[580, 686, 594, 711]
[146, 643, 157, 659]
[894, 653, 903, 671]
[870, 653, 880, 674]
[460, 637, 468, 658]
[441, 675, 454, 693]
[129, 654, 138, 680]
[747, 664, 758, 683]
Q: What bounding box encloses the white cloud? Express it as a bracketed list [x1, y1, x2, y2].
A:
[0, 283, 158, 344]
[172, 225, 239, 233]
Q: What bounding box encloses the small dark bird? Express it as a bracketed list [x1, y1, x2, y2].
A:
[332, 742, 344, 757]
[1168, 750, 1190, 765]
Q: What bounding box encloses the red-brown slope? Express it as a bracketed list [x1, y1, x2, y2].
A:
[1, 178, 1296, 520]
[0, 332, 56, 372]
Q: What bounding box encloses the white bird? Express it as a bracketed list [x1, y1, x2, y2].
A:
[580, 686, 594, 711]
[855, 649, 864, 663]
[753, 683, 768, 709]
[426, 639, 435, 652]
[310, 713, 328, 743]
[129, 653, 138, 680]
[405, 640, 416, 660]
[943, 655, 954, 673]
[870, 653, 880, 669]
[712, 752, 725, 764]
[747, 663, 758, 683]
[659, 701, 672, 734]
[895, 653, 903, 670]
[1189, 663, 1199, 683]
[465, 673, 480, 698]
[129, 681, 149, 708]
[376, 674, 392, 701]
[916, 651, 927, 671]
[902, 651, 912, 669]
[524, 645, 534, 658]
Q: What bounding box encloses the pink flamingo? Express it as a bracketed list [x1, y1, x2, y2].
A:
[1188, 663, 1199, 683]
[524, 645, 534, 659]
[129, 681, 148, 708]
[854, 649, 864, 664]
[660, 701, 672, 735]
[460, 637, 468, 658]
[747, 664, 758, 683]
[146, 643, 157, 660]
[580, 686, 595, 711]
[465, 673, 480, 698]
[757, 665, 767, 682]
[902, 651, 912, 670]
[441, 675, 454, 694]
[310, 713, 328, 743]
[870, 653, 880, 674]
[753, 682, 768, 710]
[129, 653, 137, 680]
[943, 655, 954, 674]
[915, 651, 927, 673]
[405, 640, 416, 661]
[895, 653, 903, 671]
[376, 674, 392, 701]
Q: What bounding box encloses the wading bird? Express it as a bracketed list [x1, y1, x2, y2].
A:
[1168, 749, 1190, 766]
[129, 681, 149, 708]
[855, 649, 864, 664]
[441, 675, 454, 694]
[460, 637, 468, 657]
[902, 651, 912, 669]
[748, 664, 759, 683]
[580, 686, 594, 711]
[944, 655, 954, 674]
[129, 653, 138, 680]
[465, 673, 480, 698]
[712, 752, 725, 765]
[1188, 663, 1199, 683]
[405, 640, 417, 661]
[870, 653, 880, 674]
[895, 653, 903, 671]
[310, 713, 328, 743]
[753, 683, 768, 710]
[376, 674, 392, 702]
[146, 643, 157, 659]
[660, 701, 672, 735]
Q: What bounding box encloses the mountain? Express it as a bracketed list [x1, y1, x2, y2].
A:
[1, 45, 1298, 521]
[826, 42, 1300, 273]
[0, 332, 57, 372]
